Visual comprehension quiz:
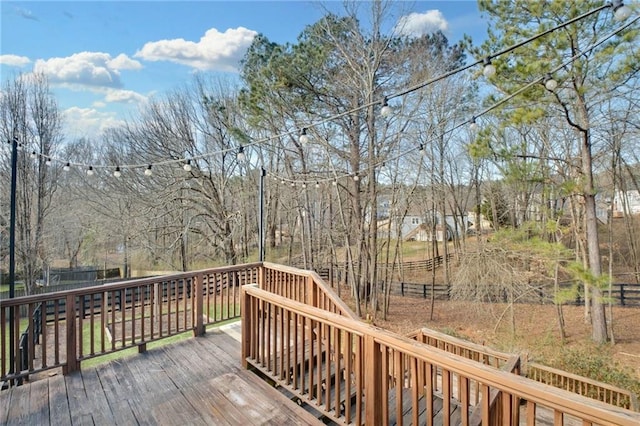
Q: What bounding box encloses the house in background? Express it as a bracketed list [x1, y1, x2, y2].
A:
[377, 211, 471, 242]
[612, 189, 640, 218]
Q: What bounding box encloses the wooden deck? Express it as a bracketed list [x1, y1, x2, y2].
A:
[0, 321, 322, 425]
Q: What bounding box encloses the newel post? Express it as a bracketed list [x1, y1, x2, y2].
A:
[241, 284, 256, 369]
[193, 275, 204, 336]
[364, 334, 383, 425]
[64, 294, 79, 375]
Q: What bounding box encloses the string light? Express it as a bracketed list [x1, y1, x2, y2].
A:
[144, 165, 153, 176]
[63, 162, 71, 172]
[12, 3, 631, 186]
[113, 167, 121, 178]
[353, 175, 359, 181]
[183, 160, 192, 171]
[315, 181, 320, 189]
[30, 151, 37, 159]
[45, 157, 52, 166]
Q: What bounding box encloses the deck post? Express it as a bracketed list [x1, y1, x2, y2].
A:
[241, 284, 256, 369]
[63, 294, 79, 375]
[364, 334, 383, 426]
[193, 275, 204, 336]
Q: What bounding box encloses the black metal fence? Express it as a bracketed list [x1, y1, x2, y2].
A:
[383, 281, 640, 307]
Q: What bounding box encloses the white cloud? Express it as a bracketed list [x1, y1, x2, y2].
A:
[62, 107, 123, 138]
[395, 10, 449, 38]
[135, 27, 257, 72]
[34, 52, 142, 89]
[104, 89, 147, 104]
[108, 53, 143, 71]
[0, 54, 31, 67]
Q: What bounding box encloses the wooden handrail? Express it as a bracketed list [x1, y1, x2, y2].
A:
[408, 327, 513, 368]
[528, 362, 640, 411]
[242, 284, 640, 425]
[261, 262, 357, 319]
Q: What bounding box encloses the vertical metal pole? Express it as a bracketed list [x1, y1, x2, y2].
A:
[9, 137, 18, 376]
[258, 168, 266, 262]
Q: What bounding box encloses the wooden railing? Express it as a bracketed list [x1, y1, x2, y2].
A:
[241, 284, 640, 425]
[4, 262, 640, 424]
[1, 262, 354, 386]
[528, 362, 640, 412]
[408, 328, 512, 369]
[1, 263, 261, 384]
[261, 262, 357, 319]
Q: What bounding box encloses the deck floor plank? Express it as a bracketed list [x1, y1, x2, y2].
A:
[0, 321, 322, 425]
[48, 374, 72, 425]
[27, 377, 50, 425]
[94, 361, 140, 425]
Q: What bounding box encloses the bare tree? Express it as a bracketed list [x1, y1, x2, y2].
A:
[0, 73, 62, 293]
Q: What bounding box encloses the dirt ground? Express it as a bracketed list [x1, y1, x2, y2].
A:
[369, 295, 640, 382]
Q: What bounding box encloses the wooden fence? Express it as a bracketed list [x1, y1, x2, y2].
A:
[386, 281, 640, 306]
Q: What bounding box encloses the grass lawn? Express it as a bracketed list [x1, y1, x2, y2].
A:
[0, 282, 25, 293]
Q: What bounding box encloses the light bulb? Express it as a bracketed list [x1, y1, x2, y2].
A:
[544, 74, 558, 91]
[113, 167, 121, 178]
[87, 166, 94, 176]
[299, 128, 310, 144]
[483, 62, 496, 78]
[332, 180, 337, 186]
[45, 158, 52, 166]
[469, 118, 478, 131]
[183, 160, 192, 171]
[236, 146, 245, 162]
[613, 1, 632, 21]
[353, 175, 359, 181]
[144, 165, 153, 176]
[380, 98, 392, 117]
[315, 182, 320, 189]
[31, 151, 37, 159]
[63, 163, 71, 172]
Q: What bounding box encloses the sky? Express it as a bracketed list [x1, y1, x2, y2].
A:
[0, 1, 489, 139]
